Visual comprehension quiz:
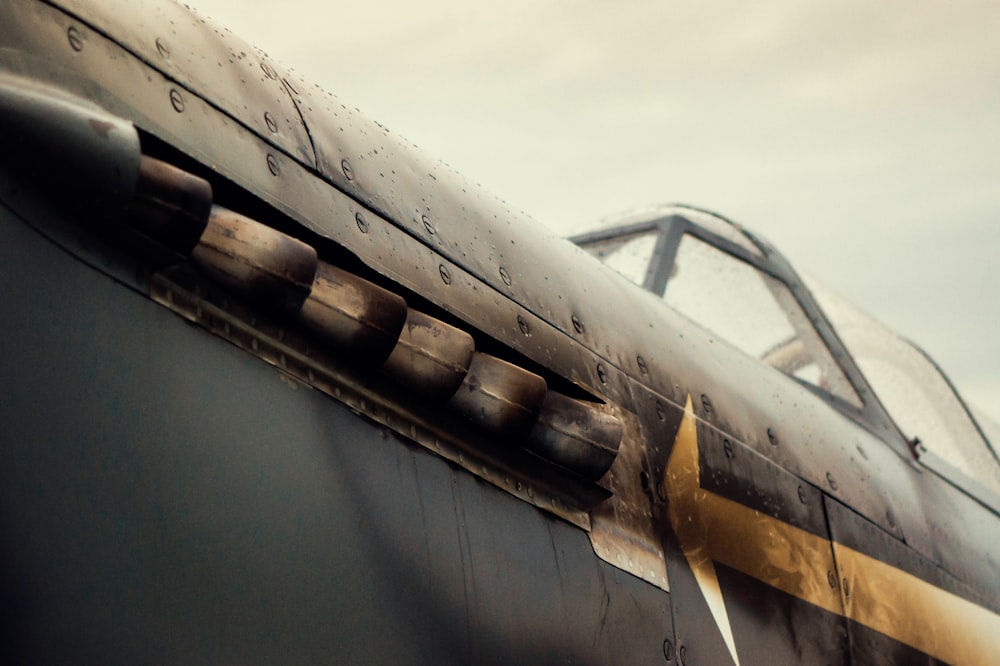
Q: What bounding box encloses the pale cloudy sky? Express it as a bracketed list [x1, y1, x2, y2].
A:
[181, 0, 1000, 422]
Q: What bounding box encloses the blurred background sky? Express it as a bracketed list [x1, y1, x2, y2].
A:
[182, 0, 999, 422]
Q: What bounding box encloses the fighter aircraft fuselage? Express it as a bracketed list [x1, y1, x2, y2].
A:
[1, 0, 998, 663]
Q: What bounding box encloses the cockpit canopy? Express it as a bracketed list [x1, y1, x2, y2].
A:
[571, 205, 1000, 500]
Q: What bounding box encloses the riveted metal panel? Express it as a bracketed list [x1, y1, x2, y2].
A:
[53, 0, 316, 166]
[4, 0, 961, 578]
[824, 496, 998, 664]
[697, 422, 829, 539]
[0, 196, 676, 664]
[893, 466, 1000, 610]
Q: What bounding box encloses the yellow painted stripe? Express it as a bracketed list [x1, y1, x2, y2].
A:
[664, 396, 1000, 665]
[836, 542, 1000, 664]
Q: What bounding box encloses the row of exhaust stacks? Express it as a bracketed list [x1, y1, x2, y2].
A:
[129, 156, 623, 481]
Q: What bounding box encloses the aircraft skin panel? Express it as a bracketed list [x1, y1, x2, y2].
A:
[3, 0, 1000, 663]
[0, 202, 672, 664]
[0, 0, 932, 533]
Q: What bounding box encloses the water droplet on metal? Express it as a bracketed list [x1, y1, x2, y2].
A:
[67, 26, 83, 52]
[266, 153, 280, 176]
[341, 158, 354, 181]
[169, 88, 185, 113]
[572, 315, 585, 334]
[355, 212, 368, 233]
[438, 264, 452, 285]
[260, 61, 278, 80]
[422, 214, 435, 235]
[517, 315, 529, 335]
[264, 111, 278, 133]
[499, 267, 511, 286]
[155, 37, 169, 58]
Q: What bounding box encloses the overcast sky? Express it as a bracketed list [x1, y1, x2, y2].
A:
[181, 0, 999, 422]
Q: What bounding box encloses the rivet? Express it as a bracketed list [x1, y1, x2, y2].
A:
[656, 482, 667, 502]
[516, 481, 523, 492]
[266, 153, 280, 176]
[886, 509, 897, 528]
[422, 214, 435, 235]
[637, 355, 648, 375]
[842, 578, 850, 597]
[723, 438, 734, 459]
[679, 644, 687, 666]
[572, 315, 585, 334]
[640, 471, 650, 492]
[499, 266, 511, 286]
[827, 570, 838, 589]
[264, 111, 278, 133]
[517, 315, 529, 335]
[169, 88, 185, 113]
[155, 37, 169, 58]
[260, 61, 278, 80]
[700, 393, 713, 413]
[355, 212, 368, 233]
[797, 485, 807, 503]
[655, 400, 665, 421]
[826, 472, 838, 491]
[439, 264, 452, 285]
[597, 363, 607, 384]
[67, 26, 83, 51]
[341, 158, 354, 181]
[662, 638, 674, 661]
[767, 427, 778, 446]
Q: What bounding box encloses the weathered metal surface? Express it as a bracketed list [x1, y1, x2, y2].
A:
[382, 309, 475, 399]
[824, 496, 998, 664]
[449, 352, 547, 435]
[0, 73, 139, 224]
[587, 386, 669, 592]
[298, 261, 407, 364]
[0, 202, 671, 664]
[191, 206, 317, 315]
[527, 391, 623, 480]
[54, 0, 316, 167]
[651, 395, 852, 666]
[127, 155, 212, 254]
[697, 420, 829, 539]
[5, 2, 1000, 663]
